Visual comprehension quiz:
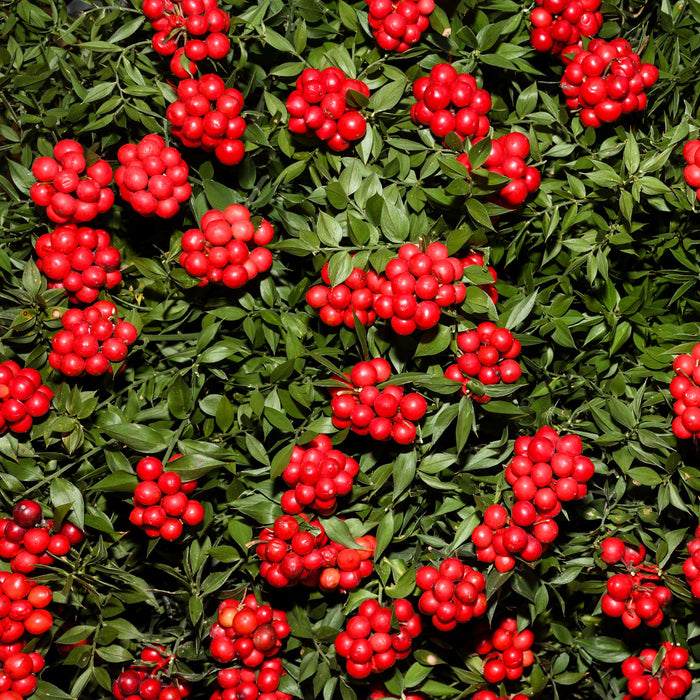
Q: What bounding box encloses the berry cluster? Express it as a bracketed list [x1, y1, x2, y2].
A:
[256, 515, 375, 591]
[29, 140, 114, 224]
[112, 647, 190, 700]
[669, 344, 700, 439]
[365, 0, 435, 52]
[115, 135, 191, 218]
[329, 359, 427, 444]
[142, 0, 230, 65]
[621, 644, 692, 700]
[372, 243, 470, 334]
[462, 252, 498, 305]
[178, 204, 274, 288]
[334, 598, 422, 678]
[599, 537, 671, 629]
[286, 68, 369, 152]
[444, 322, 522, 404]
[473, 618, 535, 684]
[503, 428, 594, 505]
[0, 571, 54, 644]
[305, 263, 379, 329]
[682, 524, 700, 597]
[306, 243, 478, 332]
[0, 651, 45, 699]
[210, 660, 291, 700]
[529, 0, 603, 56]
[209, 594, 290, 667]
[682, 140, 700, 202]
[560, 39, 659, 128]
[415, 557, 487, 631]
[0, 500, 84, 575]
[0, 362, 53, 435]
[279, 435, 360, 516]
[411, 64, 491, 143]
[49, 301, 138, 377]
[457, 132, 541, 209]
[129, 456, 204, 541]
[35, 224, 122, 304]
[166, 74, 247, 166]
[471, 503, 554, 573]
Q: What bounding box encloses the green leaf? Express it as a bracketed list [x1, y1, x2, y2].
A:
[102, 424, 170, 453]
[50, 478, 84, 530]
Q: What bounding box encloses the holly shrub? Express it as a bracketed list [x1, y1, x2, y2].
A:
[1, 0, 700, 699]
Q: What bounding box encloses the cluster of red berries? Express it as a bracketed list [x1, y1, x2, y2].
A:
[473, 618, 535, 684]
[411, 64, 491, 143]
[334, 598, 422, 678]
[129, 456, 204, 541]
[115, 135, 191, 218]
[113, 647, 190, 700]
[457, 132, 541, 209]
[599, 537, 672, 629]
[504, 427, 594, 507]
[279, 435, 359, 516]
[365, 0, 435, 52]
[444, 322, 522, 403]
[472, 693, 528, 700]
[49, 301, 138, 377]
[166, 74, 246, 165]
[560, 39, 659, 128]
[330, 358, 427, 444]
[29, 140, 114, 225]
[472, 428, 593, 571]
[371, 243, 472, 334]
[621, 643, 692, 700]
[256, 515, 375, 591]
[415, 557, 487, 631]
[529, 0, 603, 56]
[471, 503, 554, 573]
[286, 68, 369, 152]
[0, 500, 84, 575]
[0, 651, 45, 699]
[209, 594, 290, 667]
[306, 243, 479, 332]
[682, 140, 700, 202]
[669, 344, 700, 439]
[210, 659, 291, 700]
[142, 0, 230, 66]
[682, 524, 700, 597]
[0, 571, 54, 643]
[305, 262, 379, 329]
[178, 204, 274, 288]
[35, 224, 121, 304]
[0, 362, 53, 435]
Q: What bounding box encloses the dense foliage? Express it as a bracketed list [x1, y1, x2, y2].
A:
[1, 0, 700, 698]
